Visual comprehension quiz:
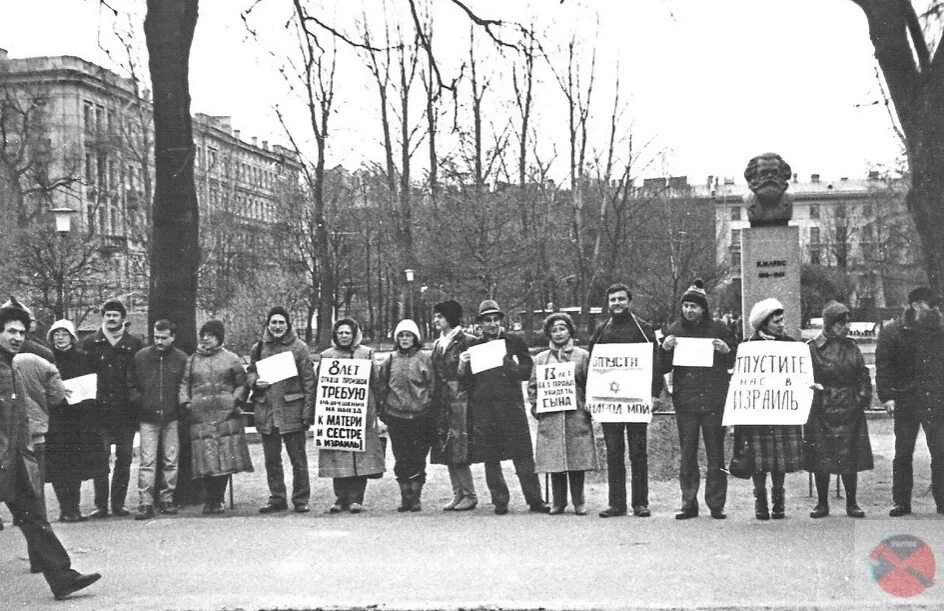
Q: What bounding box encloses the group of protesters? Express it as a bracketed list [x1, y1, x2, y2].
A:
[2, 279, 943, 600]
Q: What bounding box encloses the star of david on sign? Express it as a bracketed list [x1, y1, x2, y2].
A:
[609, 381, 620, 394]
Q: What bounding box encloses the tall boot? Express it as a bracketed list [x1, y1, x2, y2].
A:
[771, 471, 786, 519]
[570, 472, 587, 515]
[397, 481, 412, 513]
[843, 472, 864, 518]
[410, 480, 423, 512]
[752, 473, 769, 520]
[549, 473, 568, 514]
[810, 472, 830, 518]
[443, 466, 463, 511]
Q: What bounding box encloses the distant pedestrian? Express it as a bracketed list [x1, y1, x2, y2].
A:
[247, 307, 316, 514]
[127, 319, 188, 520]
[316, 318, 385, 513]
[529, 312, 598, 515]
[876, 286, 944, 517]
[81, 299, 143, 518]
[805, 301, 873, 519]
[179, 320, 253, 515]
[379, 319, 436, 512]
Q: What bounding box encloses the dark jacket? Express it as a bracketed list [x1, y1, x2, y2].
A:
[429, 329, 477, 465]
[661, 317, 735, 413]
[379, 346, 436, 420]
[128, 345, 188, 423]
[589, 312, 664, 397]
[48, 346, 106, 482]
[246, 327, 316, 435]
[875, 307, 944, 416]
[81, 327, 144, 429]
[0, 348, 41, 503]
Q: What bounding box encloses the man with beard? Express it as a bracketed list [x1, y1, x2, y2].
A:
[81, 300, 143, 518]
[0, 305, 102, 600]
[590, 283, 663, 518]
[660, 279, 735, 520]
[877, 286, 944, 516]
[744, 152, 793, 226]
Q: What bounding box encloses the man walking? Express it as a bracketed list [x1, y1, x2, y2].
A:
[128, 319, 187, 520]
[0, 305, 101, 600]
[591, 283, 663, 518]
[460, 300, 549, 514]
[82, 300, 142, 517]
[876, 286, 944, 516]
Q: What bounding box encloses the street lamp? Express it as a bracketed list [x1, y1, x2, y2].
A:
[49, 207, 76, 319]
[50, 207, 76, 234]
[404, 268, 415, 320]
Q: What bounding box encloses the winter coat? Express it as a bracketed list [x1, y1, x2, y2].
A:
[81, 327, 144, 430]
[315, 329, 385, 478]
[246, 328, 316, 435]
[179, 346, 252, 478]
[589, 312, 664, 398]
[379, 346, 436, 420]
[0, 349, 42, 503]
[528, 341, 599, 473]
[803, 332, 873, 473]
[127, 345, 188, 423]
[48, 345, 107, 482]
[13, 352, 66, 443]
[465, 331, 535, 464]
[429, 329, 477, 465]
[660, 317, 735, 413]
[875, 307, 944, 419]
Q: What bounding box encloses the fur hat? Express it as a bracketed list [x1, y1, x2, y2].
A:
[476, 299, 505, 321]
[680, 278, 709, 312]
[0, 305, 31, 332]
[433, 300, 463, 328]
[2, 296, 33, 321]
[199, 320, 225, 344]
[908, 286, 937, 307]
[749, 298, 784, 332]
[822, 301, 850, 329]
[101, 299, 127, 318]
[266, 306, 292, 329]
[47, 319, 79, 345]
[543, 312, 576, 339]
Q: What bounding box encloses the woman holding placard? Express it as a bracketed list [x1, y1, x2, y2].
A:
[316, 318, 385, 514]
[805, 301, 873, 519]
[528, 313, 598, 515]
[740, 298, 804, 520]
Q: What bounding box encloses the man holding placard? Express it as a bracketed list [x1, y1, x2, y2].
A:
[589, 283, 663, 518]
[247, 307, 317, 514]
[660, 279, 735, 520]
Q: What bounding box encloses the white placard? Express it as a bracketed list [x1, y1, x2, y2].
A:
[468, 339, 507, 374]
[314, 358, 371, 452]
[672, 337, 716, 368]
[586, 343, 654, 423]
[63, 373, 97, 405]
[535, 361, 577, 413]
[722, 341, 815, 426]
[255, 351, 298, 384]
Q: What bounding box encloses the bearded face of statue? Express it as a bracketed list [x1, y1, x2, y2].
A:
[748, 157, 789, 205]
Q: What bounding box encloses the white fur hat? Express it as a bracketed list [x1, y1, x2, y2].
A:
[749, 298, 784, 332]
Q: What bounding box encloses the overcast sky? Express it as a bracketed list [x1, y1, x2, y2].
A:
[0, 0, 907, 185]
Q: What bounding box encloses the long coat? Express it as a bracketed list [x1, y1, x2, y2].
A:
[465, 331, 535, 464]
[737, 332, 804, 473]
[0, 351, 41, 503]
[875, 307, 944, 419]
[528, 342, 599, 473]
[315, 340, 385, 479]
[47, 346, 107, 482]
[429, 330, 477, 465]
[246, 327, 316, 435]
[179, 346, 253, 478]
[804, 333, 873, 473]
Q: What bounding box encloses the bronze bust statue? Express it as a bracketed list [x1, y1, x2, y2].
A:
[744, 152, 793, 226]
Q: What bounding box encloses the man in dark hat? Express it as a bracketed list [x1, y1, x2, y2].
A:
[876, 286, 944, 516]
[81, 299, 143, 517]
[459, 299, 549, 514]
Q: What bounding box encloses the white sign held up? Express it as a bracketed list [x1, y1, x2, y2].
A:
[255, 351, 298, 384]
[672, 337, 716, 368]
[586, 343, 653, 423]
[314, 358, 372, 452]
[535, 361, 577, 413]
[722, 341, 815, 426]
[468, 340, 507, 374]
[63, 373, 97, 405]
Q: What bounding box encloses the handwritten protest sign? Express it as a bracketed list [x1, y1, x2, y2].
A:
[314, 358, 371, 452]
[255, 351, 298, 384]
[672, 337, 715, 367]
[535, 361, 577, 413]
[468, 340, 506, 374]
[722, 341, 815, 426]
[586, 344, 653, 423]
[63, 374, 97, 405]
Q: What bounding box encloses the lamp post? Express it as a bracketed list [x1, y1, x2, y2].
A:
[404, 268, 415, 320]
[50, 207, 75, 319]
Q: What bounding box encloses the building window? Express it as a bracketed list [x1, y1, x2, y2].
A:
[809, 205, 820, 219]
[810, 248, 821, 265]
[809, 227, 820, 244]
[730, 206, 741, 221]
[83, 101, 94, 135]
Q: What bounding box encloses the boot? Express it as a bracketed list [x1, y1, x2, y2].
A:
[453, 492, 478, 511]
[811, 472, 830, 518]
[410, 480, 423, 512]
[753, 474, 769, 520]
[442, 491, 462, 511]
[550, 473, 568, 515]
[397, 482, 412, 513]
[771, 487, 786, 520]
[843, 473, 865, 518]
[570, 472, 587, 515]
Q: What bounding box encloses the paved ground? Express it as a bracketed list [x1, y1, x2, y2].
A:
[2, 416, 942, 610]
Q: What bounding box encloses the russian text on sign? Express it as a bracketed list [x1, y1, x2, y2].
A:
[722, 341, 814, 426]
[586, 343, 653, 423]
[536, 361, 577, 413]
[314, 358, 371, 452]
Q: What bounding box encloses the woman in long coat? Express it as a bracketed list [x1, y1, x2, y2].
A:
[179, 320, 252, 515]
[316, 318, 385, 513]
[738, 298, 804, 520]
[805, 301, 873, 518]
[46, 320, 106, 522]
[528, 313, 598, 515]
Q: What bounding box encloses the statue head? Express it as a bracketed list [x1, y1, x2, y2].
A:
[744, 153, 792, 206]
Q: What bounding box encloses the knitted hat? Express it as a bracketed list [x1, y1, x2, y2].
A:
[199, 320, 225, 344]
[101, 299, 127, 318]
[543, 312, 576, 339]
[266, 306, 292, 329]
[393, 319, 422, 343]
[433, 300, 463, 328]
[748, 298, 784, 332]
[46, 319, 79, 345]
[680, 278, 709, 311]
[476, 299, 505, 321]
[908, 286, 937, 307]
[822, 300, 850, 329]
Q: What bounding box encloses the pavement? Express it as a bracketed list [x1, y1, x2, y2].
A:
[2, 417, 942, 610]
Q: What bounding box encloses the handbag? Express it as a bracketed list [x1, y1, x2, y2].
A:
[727, 428, 754, 479]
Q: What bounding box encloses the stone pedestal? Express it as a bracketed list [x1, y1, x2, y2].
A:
[741, 225, 801, 340]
